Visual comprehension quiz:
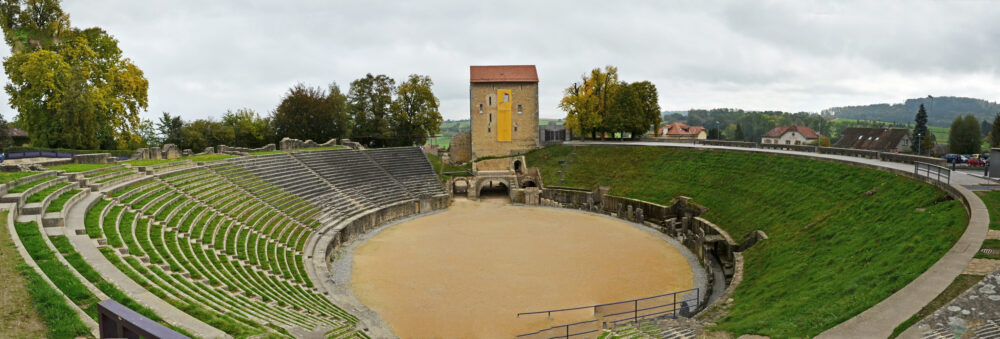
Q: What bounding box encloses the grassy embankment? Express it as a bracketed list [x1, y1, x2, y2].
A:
[425, 152, 471, 183]
[524, 145, 967, 337]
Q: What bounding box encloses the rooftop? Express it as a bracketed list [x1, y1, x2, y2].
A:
[470, 65, 538, 83]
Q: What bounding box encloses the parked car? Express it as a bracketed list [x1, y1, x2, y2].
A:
[968, 157, 986, 167]
[943, 154, 962, 163]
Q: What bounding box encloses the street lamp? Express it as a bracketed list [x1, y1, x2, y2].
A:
[915, 132, 922, 156]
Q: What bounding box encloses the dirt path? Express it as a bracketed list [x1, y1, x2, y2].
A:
[350, 198, 696, 338]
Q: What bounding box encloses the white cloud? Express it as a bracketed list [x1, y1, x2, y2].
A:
[0, 0, 996, 123]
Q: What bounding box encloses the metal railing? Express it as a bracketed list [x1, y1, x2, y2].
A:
[515, 288, 700, 338]
[914, 161, 950, 185]
[515, 319, 600, 339]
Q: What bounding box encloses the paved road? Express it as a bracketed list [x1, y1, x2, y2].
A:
[564, 141, 990, 339]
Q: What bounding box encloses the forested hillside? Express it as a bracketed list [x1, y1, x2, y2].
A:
[824, 96, 1000, 127]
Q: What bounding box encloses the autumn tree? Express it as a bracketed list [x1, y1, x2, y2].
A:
[271, 83, 349, 143]
[347, 74, 395, 145]
[1, 0, 148, 149]
[180, 119, 234, 152]
[391, 74, 442, 146]
[560, 66, 659, 140]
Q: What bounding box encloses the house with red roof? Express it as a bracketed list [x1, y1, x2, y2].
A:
[657, 122, 707, 140]
[761, 126, 820, 145]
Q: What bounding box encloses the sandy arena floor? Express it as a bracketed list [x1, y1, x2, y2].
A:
[350, 197, 697, 338]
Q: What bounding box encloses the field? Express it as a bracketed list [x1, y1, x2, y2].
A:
[524, 145, 967, 337]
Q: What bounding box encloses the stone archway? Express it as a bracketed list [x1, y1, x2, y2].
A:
[469, 177, 514, 200]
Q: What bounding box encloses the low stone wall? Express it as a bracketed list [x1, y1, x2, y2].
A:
[73, 153, 114, 164]
[217, 144, 276, 156]
[638, 139, 946, 166]
[322, 194, 450, 261]
[539, 187, 760, 314]
[279, 137, 338, 151]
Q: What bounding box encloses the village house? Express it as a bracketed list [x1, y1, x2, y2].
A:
[657, 122, 707, 140]
[761, 126, 820, 145]
[833, 127, 913, 152]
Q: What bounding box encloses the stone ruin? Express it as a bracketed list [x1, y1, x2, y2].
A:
[279, 137, 336, 151]
[131, 144, 182, 160]
[218, 144, 276, 156]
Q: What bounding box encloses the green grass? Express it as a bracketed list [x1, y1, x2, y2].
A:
[47, 236, 195, 338]
[977, 191, 1000, 230]
[8, 176, 56, 193]
[0, 211, 54, 338]
[14, 221, 100, 322]
[25, 182, 69, 203]
[0, 171, 38, 184]
[249, 150, 285, 155]
[46, 163, 116, 173]
[46, 189, 81, 213]
[976, 239, 1000, 259]
[426, 152, 471, 183]
[126, 153, 235, 166]
[84, 199, 109, 238]
[524, 145, 968, 337]
[889, 274, 984, 338]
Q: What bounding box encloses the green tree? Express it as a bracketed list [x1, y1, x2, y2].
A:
[271, 83, 349, 143]
[1, 1, 147, 150]
[157, 112, 183, 146]
[222, 108, 274, 148]
[391, 74, 442, 146]
[949, 114, 982, 154]
[347, 74, 395, 144]
[733, 124, 745, 141]
[911, 104, 928, 153]
[180, 119, 233, 152]
[991, 113, 1000, 148]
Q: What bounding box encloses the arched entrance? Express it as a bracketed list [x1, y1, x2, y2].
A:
[520, 180, 537, 188]
[452, 178, 469, 195]
[477, 179, 510, 200]
[513, 160, 523, 174]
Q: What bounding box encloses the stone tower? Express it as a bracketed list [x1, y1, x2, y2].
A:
[469, 65, 539, 159]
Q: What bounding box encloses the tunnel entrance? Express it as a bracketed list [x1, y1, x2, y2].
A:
[478, 180, 510, 200]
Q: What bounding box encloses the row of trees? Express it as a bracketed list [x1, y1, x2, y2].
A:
[559, 66, 661, 139]
[1, 0, 149, 150]
[153, 73, 443, 151]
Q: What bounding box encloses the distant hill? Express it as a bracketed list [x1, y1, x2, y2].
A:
[823, 96, 1000, 127]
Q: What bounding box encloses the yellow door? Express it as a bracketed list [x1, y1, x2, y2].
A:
[497, 89, 512, 142]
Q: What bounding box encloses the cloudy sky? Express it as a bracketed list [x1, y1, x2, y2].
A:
[4, 0, 998, 122]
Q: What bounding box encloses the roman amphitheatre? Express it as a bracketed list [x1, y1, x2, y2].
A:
[0, 132, 991, 339]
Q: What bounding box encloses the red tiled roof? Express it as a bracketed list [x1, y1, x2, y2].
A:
[470, 65, 538, 83]
[8, 126, 26, 137]
[658, 122, 706, 136]
[763, 126, 819, 139]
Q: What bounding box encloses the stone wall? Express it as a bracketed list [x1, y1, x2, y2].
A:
[218, 144, 276, 156]
[131, 144, 183, 160]
[73, 153, 114, 164]
[322, 194, 450, 260]
[538, 187, 761, 315]
[449, 132, 472, 163]
[470, 82, 539, 158]
[279, 137, 339, 151]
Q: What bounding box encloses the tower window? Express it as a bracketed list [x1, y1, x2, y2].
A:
[489, 114, 492, 122]
[504, 93, 510, 102]
[517, 104, 523, 114]
[479, 103, 483, 113]
[488, 96, 492, 106]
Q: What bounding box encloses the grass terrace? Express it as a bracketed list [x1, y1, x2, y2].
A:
[46, 163, 117, 173]
[524, 145, 967, 337]
[0, 171, 39, 184]
[125, 153, 235, 166]
[7, 176, 56, 193]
